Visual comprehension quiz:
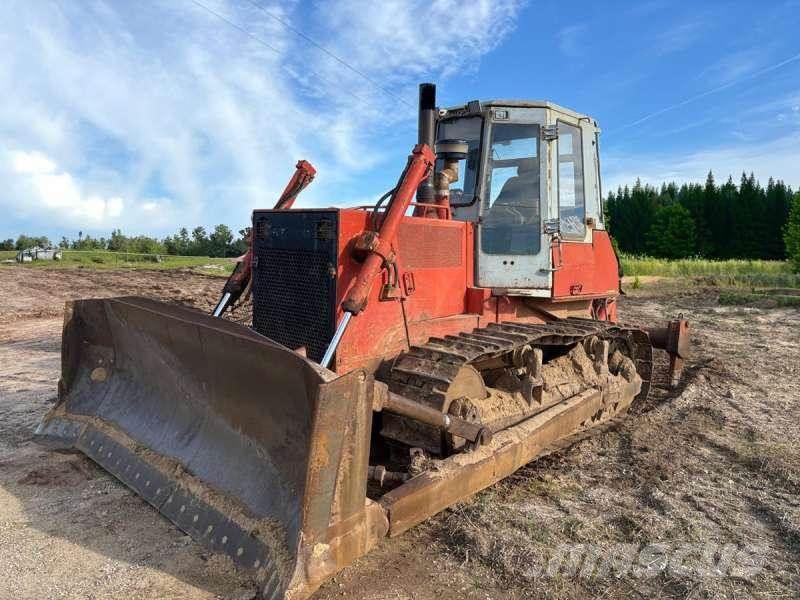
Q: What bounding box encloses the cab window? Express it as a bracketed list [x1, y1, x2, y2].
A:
[481, 123, 541, 255]
[557, 122, 586, 237]
[436, 116, 482, 206]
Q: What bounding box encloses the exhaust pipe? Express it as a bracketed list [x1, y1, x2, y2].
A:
[417, 82, 436, 202]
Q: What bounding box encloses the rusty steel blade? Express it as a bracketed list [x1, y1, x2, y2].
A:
[35, 296, 341, 598]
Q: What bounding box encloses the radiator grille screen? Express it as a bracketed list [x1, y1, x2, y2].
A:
[251, 211, 337, 363]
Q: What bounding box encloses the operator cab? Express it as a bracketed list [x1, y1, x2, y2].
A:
[435, 100, 604, 292]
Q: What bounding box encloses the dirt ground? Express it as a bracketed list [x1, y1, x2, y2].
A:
[1, 266, 798, 599]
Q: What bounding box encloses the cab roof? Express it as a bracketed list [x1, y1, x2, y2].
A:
[442, 99, 594, 123]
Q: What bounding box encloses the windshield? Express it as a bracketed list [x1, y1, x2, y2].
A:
[436, 116, 482, 206]
[481, 122, 541, 255]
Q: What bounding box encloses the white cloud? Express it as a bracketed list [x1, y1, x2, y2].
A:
[744, 90, 800, 122]
[603, 132, 800, 192]
[611, 52, 800, 134]
[11, 150, 57, 175]
[0, 0, 524, 237]
[315, 0, 523, 82]
[5, 149, 126, 224]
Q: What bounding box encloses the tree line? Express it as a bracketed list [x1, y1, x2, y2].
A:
[6, 176, 800, 271]
[605, 172, 796, 261]
[2, 225, 248, 258]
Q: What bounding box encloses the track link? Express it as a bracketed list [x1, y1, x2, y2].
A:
[384, 317, 653, 415]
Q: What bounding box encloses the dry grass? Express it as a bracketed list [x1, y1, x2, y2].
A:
[429, 300, 800, 599]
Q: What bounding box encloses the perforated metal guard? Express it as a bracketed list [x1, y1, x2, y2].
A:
[398, 222, 462, 269]
[252, 211, 338, 363]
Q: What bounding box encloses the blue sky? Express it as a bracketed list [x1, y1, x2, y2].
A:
[2, 0, 799, 241]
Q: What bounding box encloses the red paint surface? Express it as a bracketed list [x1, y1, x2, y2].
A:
[335, 210, 472, 372]
[331, 211, 620, 374]
[342, 144, 434, 314]
[552, 230, 619, 301]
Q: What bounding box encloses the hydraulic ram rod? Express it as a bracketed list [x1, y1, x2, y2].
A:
[341, 144, 435, 315]
[212, 292, 232, 317]
[320, 312, 351, 369]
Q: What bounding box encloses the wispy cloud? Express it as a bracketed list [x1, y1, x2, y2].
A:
[653, 117, 715, 137]
[611, 50, 800, 133]
[0, 0, 524, 236]
[653, 18, 707, 55]
[556, 24, 588, 58]
[743, 90, 800, 119]
[314, 0, 523, 82]
[695, 48, 766, 85]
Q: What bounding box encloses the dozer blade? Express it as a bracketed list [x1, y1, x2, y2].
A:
[35, 297, 383, 600]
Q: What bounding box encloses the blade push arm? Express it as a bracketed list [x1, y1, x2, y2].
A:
[212, 160, 317, 317]
[320, 144, 435, 367]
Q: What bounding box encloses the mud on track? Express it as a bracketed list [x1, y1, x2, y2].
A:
[1, 267, 798, 599]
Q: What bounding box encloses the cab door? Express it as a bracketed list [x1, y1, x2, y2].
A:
[476, 107, 552, 290]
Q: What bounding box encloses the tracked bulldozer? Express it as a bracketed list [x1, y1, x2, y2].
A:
[36, 84, 689, 599]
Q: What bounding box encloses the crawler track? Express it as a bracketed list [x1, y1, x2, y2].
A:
[384, 317, 653, 416]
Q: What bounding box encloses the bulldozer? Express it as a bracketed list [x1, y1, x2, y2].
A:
[36, 84, 689, 599]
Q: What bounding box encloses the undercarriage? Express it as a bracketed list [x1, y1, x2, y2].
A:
[381, 318, 651, 455]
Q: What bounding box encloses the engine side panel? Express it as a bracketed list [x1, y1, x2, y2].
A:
[551, 229, 619, 301]
[334, 210, 473, 374]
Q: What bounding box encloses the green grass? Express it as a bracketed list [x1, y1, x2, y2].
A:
[620, 254, 792, 277]
[0, 250, 233, 275]
[620, 255, 799, 288]
[0, 250, 16, 260]
[718, 289, 800, 308]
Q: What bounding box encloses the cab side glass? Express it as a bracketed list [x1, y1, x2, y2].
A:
[557, 122, 586, 237]
[437, 116, 482, 206]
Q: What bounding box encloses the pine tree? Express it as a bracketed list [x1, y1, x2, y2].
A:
[701, 171, 726, 258]
[765, 179, 792, 259]
[609, 172, 793, 261]
[714, 176, 738, 259]
[645, 203, 696, 259]
[625, 180, 659, 254]
[785, 192, 800, 272]
[678, 181, 708, 256]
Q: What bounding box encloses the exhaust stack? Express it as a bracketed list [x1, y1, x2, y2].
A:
[416, 83, 436, 202]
